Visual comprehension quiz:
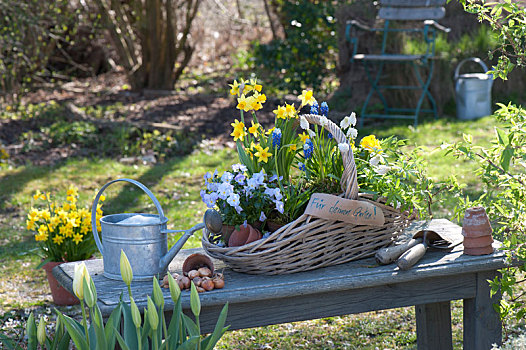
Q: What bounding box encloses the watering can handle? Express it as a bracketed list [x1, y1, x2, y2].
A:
[454, 57, 490, 81]
[90, 178, 166, 256]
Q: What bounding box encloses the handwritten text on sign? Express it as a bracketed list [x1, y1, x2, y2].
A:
[304, 193, 385, 226]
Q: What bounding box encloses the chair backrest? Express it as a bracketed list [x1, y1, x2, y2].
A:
[379, 0, 446, 21]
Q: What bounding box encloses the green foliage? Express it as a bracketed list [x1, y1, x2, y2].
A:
[251, 0, 340, 93]
[0, 1, 79, 98]
[455, 0, 526, 79]
[43, 121, 98, 146]
[447, 103, 526, 324]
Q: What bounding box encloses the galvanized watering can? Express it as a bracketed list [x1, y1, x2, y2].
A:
[455, 57, 494, 120]
[91, 178, 221, 281]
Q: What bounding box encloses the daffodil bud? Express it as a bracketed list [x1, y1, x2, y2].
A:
[146, 296, 159, 330]
[152, 276, 164, 308]
[37, 316, 46, 345]
[120, 250, 133, 287]
[168, 274, 181, 302]
[130, 297, 142, 328]
[72, 262, 89, 300]
[190, 282, 201, 317]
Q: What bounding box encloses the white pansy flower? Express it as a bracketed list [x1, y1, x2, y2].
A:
[369, 155, 381, 167]
[347, 127, 358, 139]
[375, 165, 391, 175]
[300, 116, 309, 130]
[338, 143, 350, 153]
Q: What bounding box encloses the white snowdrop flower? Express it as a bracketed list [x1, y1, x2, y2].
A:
[340, 116, 351, 130]
[349, 112, 357, 126]
[347, 127, 358, 139]
[300, 116, 309, 130]
[375, 165, 391, 175]
[319, 116, 328, 127]
[338, 143, 350, 153]
[369, 155, 381, 167]
[307, 129, 316, 138]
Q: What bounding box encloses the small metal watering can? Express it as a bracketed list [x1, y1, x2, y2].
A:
[455, 57, 494, 120]
[91, 178, 221, 281]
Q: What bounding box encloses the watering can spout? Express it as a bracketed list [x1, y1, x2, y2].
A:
[159, 209, 223, 272]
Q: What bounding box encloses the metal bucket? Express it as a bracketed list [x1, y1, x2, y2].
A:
[455, 57, 494, 120]
[91, 178, 181, 281]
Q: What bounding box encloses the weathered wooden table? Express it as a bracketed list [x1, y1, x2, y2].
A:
[53, 219, 508, 350]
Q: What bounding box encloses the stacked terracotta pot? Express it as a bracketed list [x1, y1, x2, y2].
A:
[462, 206, 494, 255]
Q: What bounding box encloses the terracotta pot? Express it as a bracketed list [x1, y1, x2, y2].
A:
[182, 253, 214, 275]
[463, 235, 494, 248]
[221, 225, 235, 243]
[462, 206, 493, 237]
[463, 245, 494, 256]
[228, 224, 262, 247]
[42, 261, 79, 306]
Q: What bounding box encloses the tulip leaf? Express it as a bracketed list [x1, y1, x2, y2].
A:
[113, 327, 132, 350]
[202, 303, 230, 350]
[121, 301, 139, 350]
[178, 336, 200, 350]
[182, 314, 199, 337]
[56, 313, 89, 350]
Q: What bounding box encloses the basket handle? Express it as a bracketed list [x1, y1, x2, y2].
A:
[302, 114, 359, 200]
[90, 178, 166, 256]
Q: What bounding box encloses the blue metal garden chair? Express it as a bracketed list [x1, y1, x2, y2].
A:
[345, 0, 450, 127]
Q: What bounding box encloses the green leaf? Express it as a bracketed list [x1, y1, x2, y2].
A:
[91, 306, 108, 349]
[500, 146, 514, 172]
[202, 303, 230, 350]
[121, 301, 139, 350]
[104, 303, 122, 350]
[113, 327, 132, 350]
[56, 313, 89, 350]
[181, 314, 199, 337]
[496, 128, 509, 146]
[178, 336, 200, 350]
[190, 282, 201, 317]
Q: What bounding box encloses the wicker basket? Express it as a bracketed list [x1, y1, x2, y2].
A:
[202, 114, 413, 274]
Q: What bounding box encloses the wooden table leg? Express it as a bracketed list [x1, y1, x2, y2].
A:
[416, 301, 453, 350]
[463, 270, 502, 350]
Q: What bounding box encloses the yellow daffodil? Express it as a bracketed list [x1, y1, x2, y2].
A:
[289, 144, 297, 152]
[285, 103, 297, 118]
[273, 106, 287, 119]
[229, 80, 240, 96]
[35, 232, 48, 241]
[247, 95, 262, 111]
[33, 191, 42, 200]
[254, 146, 272, 163]
[52, 234, 64, 245]
[298, 89, 316, 107]
[360, 135, 383, 153]
[236, 95, 250, 112]
[72, 233, 83, 245]
[248, 121, 260, 136]
[26, 220, 36, 230]
[253, 91, 266, 104]
[231, 126, 248, 142]
[299, 132, 310, 143]
[67, 186, 78, 198]
[250, 78, 262, 92]
[266, 127, 275, 135]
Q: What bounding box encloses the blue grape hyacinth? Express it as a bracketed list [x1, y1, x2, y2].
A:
[320, 102, 329, 117]
[272, 128, 282, 148]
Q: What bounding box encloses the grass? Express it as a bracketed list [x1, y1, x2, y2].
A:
[0, 113, 504, 348]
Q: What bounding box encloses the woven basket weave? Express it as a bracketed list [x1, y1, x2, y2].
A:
[202, 114, 413, 274]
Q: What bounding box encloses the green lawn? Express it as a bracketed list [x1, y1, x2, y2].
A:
[0, 114, 502, 348]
